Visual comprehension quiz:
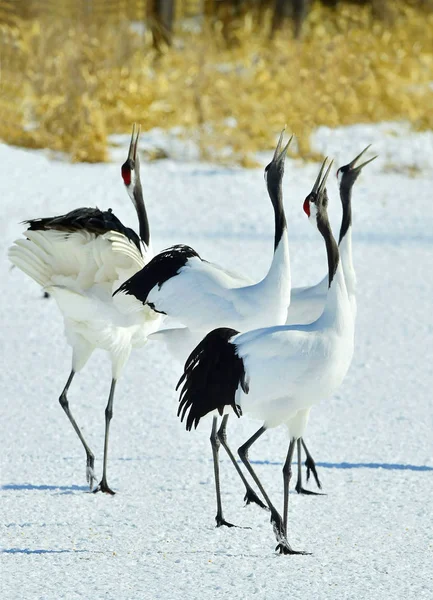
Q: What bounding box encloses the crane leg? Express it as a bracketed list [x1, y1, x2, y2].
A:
[93, 379, 117, 495]
[210, 416, 236, 527]
[282, 438, 296, 532]
[217, 415, 266, 510]
[59, 370, 96, 490]
[239, 427, 310, 555]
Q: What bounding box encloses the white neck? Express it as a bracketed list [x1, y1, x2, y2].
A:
[319, 260, 352, 333]
[265, 228, 291, 291]
[252, 228, 291, 322]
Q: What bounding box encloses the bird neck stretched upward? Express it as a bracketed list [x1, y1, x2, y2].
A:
[132, 179, 150, 249]
[338, 226, 357, 307]
[264, 158, 291, 292]
[262, 229, 291, 295]
[249, 158, 291, 316]
[318, 211, 339, 290]
[338, 184, 352, 246]
[241, 228, 290, 327]
[338, 181, 356, 309]
[273, 195, 287, 252]
[270, 175, 287, 253]
[320, 260, 351, 332]
[316, 205, 351, 331]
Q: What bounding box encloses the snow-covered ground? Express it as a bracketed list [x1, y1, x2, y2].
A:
[1, 123, 432, 599]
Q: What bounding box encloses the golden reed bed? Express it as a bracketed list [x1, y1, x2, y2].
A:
[0, 0, 432, 164]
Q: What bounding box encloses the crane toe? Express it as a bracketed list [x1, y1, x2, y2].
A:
[215, 516, 238, 528]
[294, 483, 326, 496]
[275, 541, 311, 556]
[93, 480, 116, 495]
[243, 488, 267, 509]
[305, 457, 322, 489]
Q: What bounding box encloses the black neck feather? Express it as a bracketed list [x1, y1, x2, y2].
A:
[266, 171, 287, 251]
[338, 181, 352, 245]
[134, 181, 150, 247]
[274, 204, 287, 251]
[317, 208, 339, 288]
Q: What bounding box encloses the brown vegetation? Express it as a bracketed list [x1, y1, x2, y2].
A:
[0, 0, 432, 164]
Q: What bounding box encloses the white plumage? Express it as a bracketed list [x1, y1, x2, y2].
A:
[116, 131, 293, 357]
[8, 124, 160, 494]
[147, 238, 290, 331]
[150, 147, 376, 506]
[11, 228, 158, 371]
[178, 159, 355, 554]
[119, 132, 293, 340]
[115, 131, 294, 524]
[287, 145, 376, 325]
[282, 146, 376, 492]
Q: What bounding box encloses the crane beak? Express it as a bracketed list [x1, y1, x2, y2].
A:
[318, 159, 333, 195]
[272, 127, 286, 161]
[312, 157, 333, 195]
[127, 122, 141, 162]
[278, 133, 294, 164]
[272, 127, 293, 164]
[349, 145, 378, 172]
[264, 129, 293, 181]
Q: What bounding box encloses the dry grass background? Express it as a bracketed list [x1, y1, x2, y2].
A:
[0, 0, 432, 165]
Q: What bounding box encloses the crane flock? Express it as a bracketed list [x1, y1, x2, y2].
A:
[8, 123, 376, 554]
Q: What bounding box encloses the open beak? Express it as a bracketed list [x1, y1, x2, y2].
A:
[349, 145, 378, 172]
[318, 159, 333, 194]
[272, 127, 286, 161]
[277, 134, 294, 165]
[312, 157, 333, 195]
[127, 122, 141, 162]
[264, 128, 294, 181]
[272, 127, 293, 164]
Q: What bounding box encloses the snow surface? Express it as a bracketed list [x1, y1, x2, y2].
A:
[1, 123, 433, 599]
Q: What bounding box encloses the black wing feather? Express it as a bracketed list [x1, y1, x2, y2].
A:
[26, 207, 142, 254]
[113, 244, 200, 308]
[176, 327, 248, 431]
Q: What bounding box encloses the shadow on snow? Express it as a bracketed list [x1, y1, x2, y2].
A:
[250, 460, 433, 472]
[1, 548, 87, 555]
[1, 484, 89, 492]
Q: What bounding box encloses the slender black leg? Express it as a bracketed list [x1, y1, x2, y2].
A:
[94, 379, 116, 495]
[210, 416, 236, 527]
[238, 427, 310, 555]
[295, 439, 325, 495]
[217, 415, 266, 510]
[302, 438, 323, 490]
[58, 370, 96, 490]
[283, 438, 296, 531]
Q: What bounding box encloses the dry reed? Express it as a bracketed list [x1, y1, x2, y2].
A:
[0, 1, 432, 164]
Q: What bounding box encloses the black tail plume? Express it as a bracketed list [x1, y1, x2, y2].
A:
[177, 327, 249, 431]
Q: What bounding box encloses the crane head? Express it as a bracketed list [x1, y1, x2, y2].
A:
[264, 128, 293, 183]
[303, 157, 333, 221]
[336, 145, 377, 189]
[121, 123, 141, 195]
